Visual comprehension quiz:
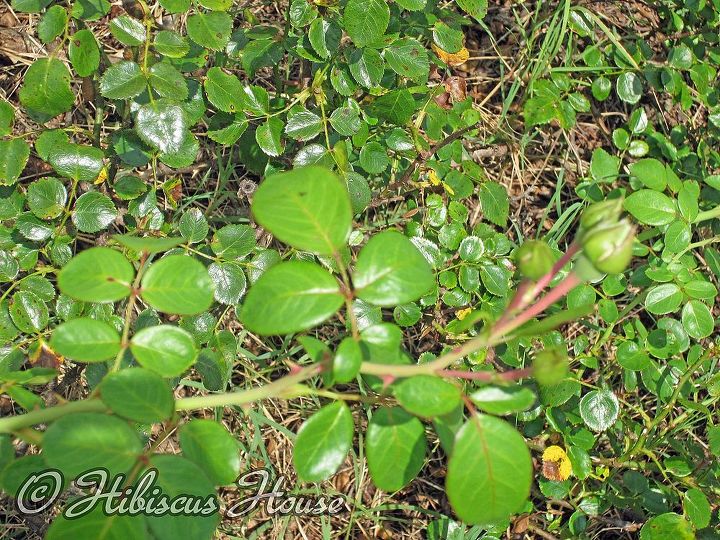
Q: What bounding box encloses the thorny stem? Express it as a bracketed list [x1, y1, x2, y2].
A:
[0, 244, 583, 433]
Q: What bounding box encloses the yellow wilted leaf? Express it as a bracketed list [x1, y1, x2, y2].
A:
[432, 44, 470, 67]
[428, 169, 441, 186]
[542, 445, 572, 481]
[93, 166, 108, 185]
[456, 308, 472, 320]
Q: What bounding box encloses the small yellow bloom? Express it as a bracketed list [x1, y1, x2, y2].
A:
[456, 308, 472, 320]
[542, 445, 572, 481]
[432, 44, 470, 67]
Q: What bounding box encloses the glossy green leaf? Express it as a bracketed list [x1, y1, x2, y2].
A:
[109, 15, 146, 46]
[148, 62, 188, 100]
[113, 234, 185, 254]
[354, 230, 435, 306]
[72, 192, 117, 233]
[333, 337, 362, 383]
[99, 368, 174, 424]
[9, 291, 48, 333]
[469, 385, 536, 415]
[208, 262, 246, 305]
[639, 513, 694, 540]
[255, 117, 285, 157]
[251, 166, 352, 254]
[43, 413, 143, 477]
[46, 505, 148, 540]
[38, 5, 67, 44]
[629, 158, 667, 191]
[394, 375, 461, 417]
[0, 139, 30, 186]
[140, 255, 214, 315]
[154, 30, 190, 58]
[645, 283, 683, 315]
[100, 61, 147, 100]
[344, 0, 389, 47]
[579, 389, 619, 432]
[683, 488, 710, 529]
[349, 48, 385, 88]
[681, 300, 713, 339]
[27, 177, 66, 219]
[384, 38, 429, 82]
[186, 11, 232, 51]
[204, 67, 244, 113]
[68, 30, 100, 77]
[617, 72, 643, 104]
[366, 406, 426, 491]
[294, 401, 353, 482]
[285, 110, 323, 141]
[241, 261, 343, 335]
[50, 318, 120, 362]
[130, 324, 197, 377]
[135, 99, 188, 154]
[19, 58, 74, 122]
[180, 419, 240, 485]
[446, 414, 531, 524]
[49, 143, 104, 181]
[57, 247, 134, 303]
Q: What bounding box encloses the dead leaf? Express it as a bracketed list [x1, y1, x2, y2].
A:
[432, 44, 470, 67]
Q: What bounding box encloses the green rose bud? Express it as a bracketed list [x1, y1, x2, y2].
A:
[514, 240, 555, 280]
[581, 219, 635, 275]
[579, 198, 624, 233]
[533, 347, 568, 387]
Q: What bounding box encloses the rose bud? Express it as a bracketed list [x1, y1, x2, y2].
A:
[579, 198, 624, 233]
[514, 240, 554, 280]
[581, 219, 635, 275]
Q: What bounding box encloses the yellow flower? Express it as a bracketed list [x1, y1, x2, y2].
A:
[432, 44, 470, 67]
[542, 445, 572, 481]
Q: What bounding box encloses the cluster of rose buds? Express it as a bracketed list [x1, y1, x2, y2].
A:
[513, 198, 635, 283]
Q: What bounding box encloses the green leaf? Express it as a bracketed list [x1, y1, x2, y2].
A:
[329, 103, 362, 136]
[349, 48, 385, 88]
[38, 5, 68, 44]
[384, 38, 429, 82]
[19, 58, 74, 122]
[0, 139, 30, 186]
[455, 0, 487, 21]
[645, 283, 683, 315]
[251, 166, 352, 254]
[208, 262, 247, 305]
[0, 99, 13, 136]
[308, 19, 341, 59]
[579, 389, 619, 432]
[57, 247, 134, 303]
[204, 67, 244, 113]
[110, 15, 146, 46]
[12, 0, 52, 12]
[144, 455, 219, 540]
[210, 224, 256, 259]
[148, 62, 188, 100]
[135, 99, 188, 154]
[446, 414, 532, 524]
[27, 177, 66, 219]
[344, 0, 389, 47]
[333, 337, 362, 383]
[394, 375, 461, 417]
[179, 208, 209, 242]
[366, 406, 426, 491]
[681, 300, 713, 339]
[255, 117, 285, 156]
[100, 61, 147, 100]
[616, 72, 643, 104]
[42, 413, 143, 477]
[639, 513, 694, 540]
[72, 192, 117, 233]
[394, 0, 425, 9]
[624, 190, 676, 226]
[240, 261, 343, 335]
[180, 419, 240, 485]
[358, 141, 389, 173]
[629, 158, 667, 191]
[186, 11, 232, 51]
[370, 89, 416, 125]
[113, 234, 185, 254]
[154, 30, 190, 58]
[293, 401, 353, 481]
[432, 22, 463, 53]
[68, 30, 100, 77]
[49, 142, 104, 181]
[9, 291, 48, 333]
[46, 505, 148, 540]
[158, 0, 190, 13]
[590, 148, 620, 183]
[353, 230, 435, 306]
[16, 212, 53, 241]
[478, 182, 509, 227]
[469, 385, 536, 415]
[140, 255, 214, 315]
[0, 251, 19, 282]
[130, 324, 197, 377]
[71, 0, 110, 20]
[99, 367, 174, 424]
[50, 318, 121, 362]
[285, 110, 323, 141]
[683, 488, 711, 529]
[290, 0, 317, 27]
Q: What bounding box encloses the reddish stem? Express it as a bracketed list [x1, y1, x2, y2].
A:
[438, 367, 532, 381]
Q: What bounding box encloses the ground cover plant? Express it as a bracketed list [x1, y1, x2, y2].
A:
[0, 0, 719, 538]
